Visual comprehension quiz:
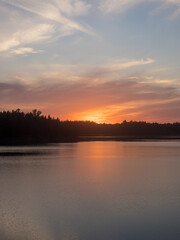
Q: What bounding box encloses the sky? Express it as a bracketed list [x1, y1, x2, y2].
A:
[0, 0, 180, 123]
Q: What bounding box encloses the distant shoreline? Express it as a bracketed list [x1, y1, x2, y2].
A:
[1, 135, 180, 146]
[1, 110, 180, 146]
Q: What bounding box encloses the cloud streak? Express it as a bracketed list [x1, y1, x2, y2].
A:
[99, 0, 180, 16]
[2, 0, 92, 33]
[0, 0, 95, 54]
[11, 48, 43, 55]
[103, 58, 155, 71]
[0, 24, 54, 52]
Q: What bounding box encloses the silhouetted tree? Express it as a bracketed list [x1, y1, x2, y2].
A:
[0, 109, 180, 145]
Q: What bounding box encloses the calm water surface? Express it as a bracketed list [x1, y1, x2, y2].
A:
[0, 141, 180, 240]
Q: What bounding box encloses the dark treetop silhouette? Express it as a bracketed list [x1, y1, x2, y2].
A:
[0, 109, 180, 144]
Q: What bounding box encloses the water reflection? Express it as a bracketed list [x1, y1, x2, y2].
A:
[0, 142, 180, 240]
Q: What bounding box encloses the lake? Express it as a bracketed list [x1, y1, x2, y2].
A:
[0, 141, 180, 240]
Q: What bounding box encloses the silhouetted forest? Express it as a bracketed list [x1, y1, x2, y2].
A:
[0, 109, 180, 144]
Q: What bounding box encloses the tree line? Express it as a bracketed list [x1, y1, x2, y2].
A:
[0, 109, 180, 144]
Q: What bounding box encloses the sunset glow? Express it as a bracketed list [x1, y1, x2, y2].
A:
[1, 0, 180, 122]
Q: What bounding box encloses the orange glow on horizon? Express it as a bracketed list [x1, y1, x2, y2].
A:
[4, 97, 178, 124]
[71, 110, 109, 123]
[69, 104, 140, 123]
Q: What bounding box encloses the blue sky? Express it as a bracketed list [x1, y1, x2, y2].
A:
[0, 0, 180, 122]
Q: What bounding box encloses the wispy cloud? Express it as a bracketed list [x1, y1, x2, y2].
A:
[11, 48, 43, 55]
[0, 24, 54, 52]
[103, 58, 155, 71]
[99, 0, 180, 16]
[2, 0, 92, 33]
[15, 58, 154, 84]
[52, 0, 91, 17]
[0, 0, 95, 55]
[100, 0, 142, 14]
